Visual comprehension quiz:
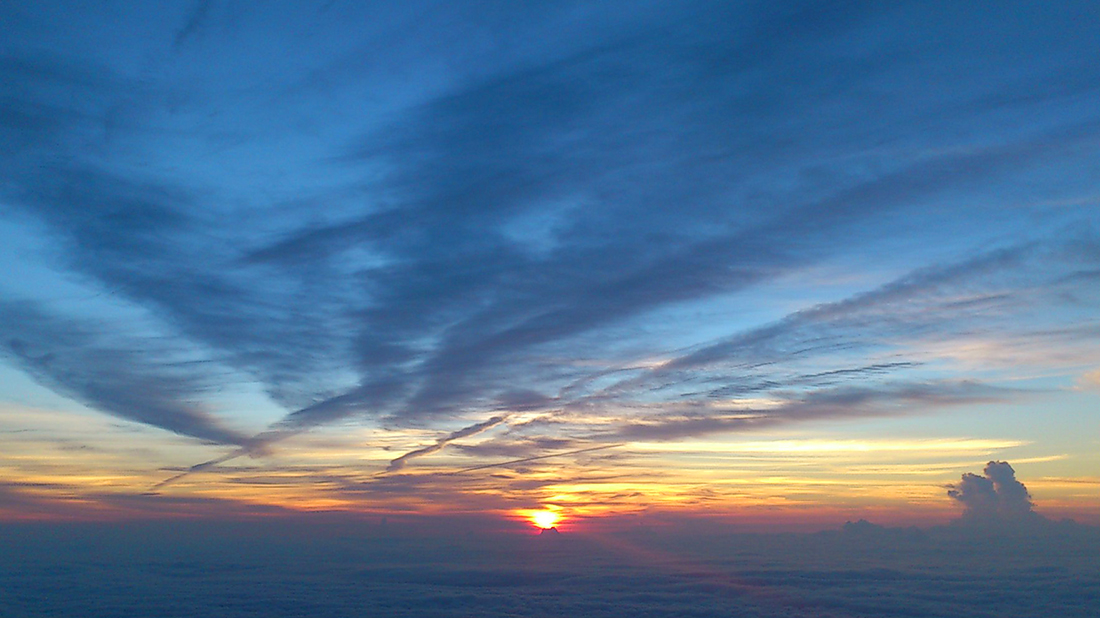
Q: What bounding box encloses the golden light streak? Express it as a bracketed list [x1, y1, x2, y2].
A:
[630, 438, 1028, 453]
[4, 398, 1096, 525]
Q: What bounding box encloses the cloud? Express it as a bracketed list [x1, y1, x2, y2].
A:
[237, 234, 1083, 465]
[604, 379, 1009, 442]
[0, 300, 250, 446]
[1077, 369, 1100, 391]
[221, 2, 1100, 434]
[657, 246, 1036, 374]
[172, 0, 213, 50]
[947, 461, 1041, 523]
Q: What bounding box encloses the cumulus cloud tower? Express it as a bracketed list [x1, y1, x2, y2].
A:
[947, 461, 1038, 523]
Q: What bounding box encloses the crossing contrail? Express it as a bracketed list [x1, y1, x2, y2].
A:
[448, 443, 624, 475]
[385, 415, 510, 473]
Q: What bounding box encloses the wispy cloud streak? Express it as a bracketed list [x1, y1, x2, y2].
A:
[0, 300, 249, 446]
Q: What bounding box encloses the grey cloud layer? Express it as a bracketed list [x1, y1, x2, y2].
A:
[2, 515, 1097, 618]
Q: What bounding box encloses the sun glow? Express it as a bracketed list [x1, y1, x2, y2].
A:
[530, 510, 560, 529]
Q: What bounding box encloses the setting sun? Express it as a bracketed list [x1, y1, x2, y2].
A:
[530, 510, 560, 529]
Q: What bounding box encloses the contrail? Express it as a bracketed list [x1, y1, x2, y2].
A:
[447, 443, 624, 475]
[151, 385, 389, 490]
[385, 415, 510, 473]
[150, 414, 512, 490]
[148, 429, 297, 492]
[149, 450, 247, 492]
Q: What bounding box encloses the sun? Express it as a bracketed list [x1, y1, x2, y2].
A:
[529, 510, 560, 529]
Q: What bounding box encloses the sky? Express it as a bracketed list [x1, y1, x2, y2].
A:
[1, 0, 1099, 534]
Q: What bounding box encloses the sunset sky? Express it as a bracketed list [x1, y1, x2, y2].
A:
[1, 1, 1099, 532]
